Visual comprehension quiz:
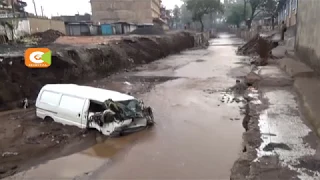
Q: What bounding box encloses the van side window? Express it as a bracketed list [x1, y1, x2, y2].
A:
[40, 91, 61, 106]
[59, 95, 86, 113]
[89, 101, 105, 112]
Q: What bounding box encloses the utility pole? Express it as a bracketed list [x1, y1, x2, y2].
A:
[32, 0, 38, 17]
[41, 6, 44, 17]
[10, 0, 16, 41]
[243, 0, 247, 21]
[11, 0, 15, 15]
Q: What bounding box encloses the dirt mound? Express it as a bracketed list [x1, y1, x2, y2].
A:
[19, 29, 65, 45]
[130, 26, 165, 35]
[32, 29, 65, 43]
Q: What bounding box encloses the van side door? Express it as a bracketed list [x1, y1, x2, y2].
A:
[57, 95, 86, 128]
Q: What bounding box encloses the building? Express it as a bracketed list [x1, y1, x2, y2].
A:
[0, 0, 27, 13]
[51, 14, 99, 36]
[0, 0, 17, 13]
[64, 22, 99, 36]
[295, 0, 320, 72]
[277, 0, 298, 28]
[91, 0, 164, 25]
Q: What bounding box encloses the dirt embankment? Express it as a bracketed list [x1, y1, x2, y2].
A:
[0, 31, 201, 110]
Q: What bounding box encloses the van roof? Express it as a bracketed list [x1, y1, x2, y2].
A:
[42, 84, 135, 102]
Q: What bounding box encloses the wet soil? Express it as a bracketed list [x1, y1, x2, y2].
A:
[0, 109, 97, 179]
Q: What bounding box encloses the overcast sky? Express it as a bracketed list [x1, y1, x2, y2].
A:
[24, 0, 183, 17]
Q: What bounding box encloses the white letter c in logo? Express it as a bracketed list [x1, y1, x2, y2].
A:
[30, 51, 44, 64]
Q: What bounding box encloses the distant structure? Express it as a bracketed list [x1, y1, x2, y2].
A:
[52, 13, 92, 23]
[0, 0, 27, 13]
[224, 0, 238, 5]
[51, 13, 98, 36]
[90, 0, 166, 26]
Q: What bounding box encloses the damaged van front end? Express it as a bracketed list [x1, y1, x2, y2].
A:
[87, 99, 154, 136]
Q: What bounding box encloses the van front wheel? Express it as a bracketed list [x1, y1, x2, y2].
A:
[44, 116, 54, 122]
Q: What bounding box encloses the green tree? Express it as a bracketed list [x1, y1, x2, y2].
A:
[261, 0, 279, 30]
[247, 0, 264, 29]
[172, 5, 181, 29]
[227, 3, 245, 28]
[186, 0, 223, 32]
[166, 9, 174, 29]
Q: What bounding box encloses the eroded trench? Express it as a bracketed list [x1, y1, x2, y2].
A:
[0, 31, 208, 179]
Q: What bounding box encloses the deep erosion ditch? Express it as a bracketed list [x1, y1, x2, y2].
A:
[230, 34, 288, 179]
[0, 32, 203, 110]
[230, 86, 265, 180]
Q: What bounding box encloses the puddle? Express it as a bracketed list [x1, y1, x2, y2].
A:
[263, 143, 292, 151]
[81, 130, 152, 159]
[114, 75, 180, 83]
[86, 75, 181, 96]
[195, 59, 206, 63]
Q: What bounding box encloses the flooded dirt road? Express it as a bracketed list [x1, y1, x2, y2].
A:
[6, 34, 250, 180]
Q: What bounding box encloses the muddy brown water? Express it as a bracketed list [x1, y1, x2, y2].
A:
[6, 34, 250, 180]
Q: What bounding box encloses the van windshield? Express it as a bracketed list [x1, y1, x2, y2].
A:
[104, 99, 143, 120]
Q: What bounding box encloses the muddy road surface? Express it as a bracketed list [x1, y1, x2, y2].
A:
[5, 34, 250, 180]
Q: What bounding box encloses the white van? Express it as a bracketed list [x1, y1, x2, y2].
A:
[36, 84, 154, 136]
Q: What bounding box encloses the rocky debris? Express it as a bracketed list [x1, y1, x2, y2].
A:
[245, 72, 261, 87]
[0, 35, 9, 44]
[2, 152, 19, 157]
[18, 29, 65, 45]
[237, 34, 259, 56]
[130, 25, 165, 35]
[229, 80, 248, 95]
[230, 86, 264, 180]
[237, 34, 279, 66]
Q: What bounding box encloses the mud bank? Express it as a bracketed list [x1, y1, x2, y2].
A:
[0, 31, 208, 110]
[0, 109, 98, 179]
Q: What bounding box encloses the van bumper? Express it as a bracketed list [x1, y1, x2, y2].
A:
[110, 118, 148, 137]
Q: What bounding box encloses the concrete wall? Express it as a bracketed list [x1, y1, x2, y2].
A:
[193, 32, 210, 47]
[29, 18, 65, 34]
[91, 0, 154, 24]
[230, 28, 258, 41]
[295, 0, 320, 72]
[0, 19, 30, 39]
[0, 17, 65, 40]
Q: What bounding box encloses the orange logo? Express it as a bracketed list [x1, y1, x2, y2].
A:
[25, 48, 52, 68]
